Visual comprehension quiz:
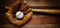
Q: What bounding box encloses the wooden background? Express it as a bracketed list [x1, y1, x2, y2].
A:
[0, 0, 60, 28]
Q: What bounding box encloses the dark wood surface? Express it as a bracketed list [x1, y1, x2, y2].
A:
[0, 9, 60, 28]
[0, 0, 60, 28]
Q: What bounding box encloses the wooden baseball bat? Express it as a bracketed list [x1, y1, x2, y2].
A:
[32, 9, 60, 14]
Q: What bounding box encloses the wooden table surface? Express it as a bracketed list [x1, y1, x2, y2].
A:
[0, 0, 60, 28]
[0, 9, 60, 28]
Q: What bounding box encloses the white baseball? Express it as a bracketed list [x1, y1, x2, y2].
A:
[16, 11, 24, 19]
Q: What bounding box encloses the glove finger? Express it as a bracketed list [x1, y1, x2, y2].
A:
[24, 8, 32, 14]
[20, 1, 29, 12]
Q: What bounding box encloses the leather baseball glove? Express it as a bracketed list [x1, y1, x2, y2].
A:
[5, 0, 33, 26]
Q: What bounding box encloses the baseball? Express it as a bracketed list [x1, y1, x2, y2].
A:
[16, 11, 24, 19]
